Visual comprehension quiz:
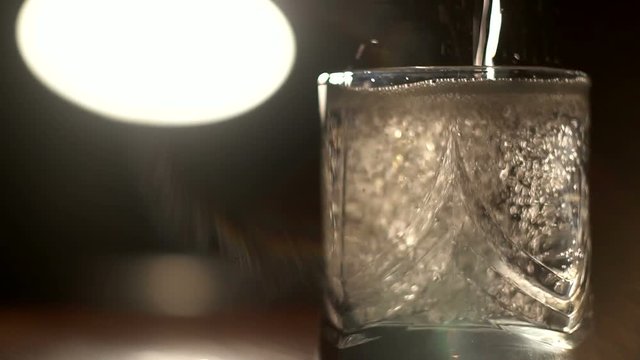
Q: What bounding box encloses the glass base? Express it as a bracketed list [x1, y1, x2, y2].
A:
[320, 323, 578, 360]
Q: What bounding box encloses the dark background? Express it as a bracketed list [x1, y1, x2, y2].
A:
[1, 0, 639, 358]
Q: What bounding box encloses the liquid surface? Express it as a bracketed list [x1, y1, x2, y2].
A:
[321, 78, 590, 349]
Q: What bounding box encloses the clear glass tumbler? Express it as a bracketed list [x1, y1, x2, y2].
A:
[319, 67, 591, 359]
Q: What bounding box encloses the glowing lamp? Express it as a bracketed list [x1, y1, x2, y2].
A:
[16, 0, 296, 126]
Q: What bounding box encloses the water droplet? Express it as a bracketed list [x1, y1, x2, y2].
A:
[526, 262, 535, 274]
[425, 141, 435, 151]
[503, 105, 513, 118]
[499, 167, 509, 181]
[554, 281, 568, 295]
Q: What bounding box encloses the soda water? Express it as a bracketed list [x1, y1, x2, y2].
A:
[321, 75, 590, 358]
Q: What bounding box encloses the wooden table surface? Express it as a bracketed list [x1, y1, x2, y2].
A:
[0, 302, 638, 360]
[0, 305, 320, 360]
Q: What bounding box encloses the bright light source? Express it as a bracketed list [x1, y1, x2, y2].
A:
[16, 0, 296, 126]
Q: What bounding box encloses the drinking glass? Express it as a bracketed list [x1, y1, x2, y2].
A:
[318, 67, 591, 359]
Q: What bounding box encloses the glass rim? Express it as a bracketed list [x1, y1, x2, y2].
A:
[318, 66, 590, 88]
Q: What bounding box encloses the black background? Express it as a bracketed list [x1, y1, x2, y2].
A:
[1, 0, 639, 357]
